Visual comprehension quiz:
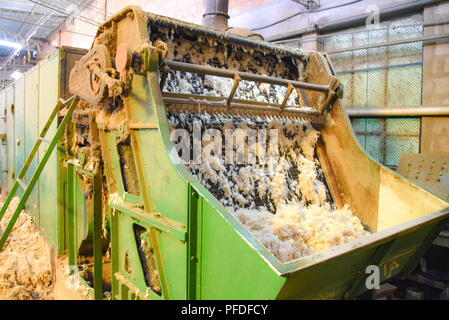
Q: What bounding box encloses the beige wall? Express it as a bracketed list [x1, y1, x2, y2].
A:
[421, 2, 449, 154]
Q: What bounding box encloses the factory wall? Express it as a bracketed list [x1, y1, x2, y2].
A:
[0, 51, 60, 248]
[273, 2, 449, 168]
[41, 0, 272, 55]
[421, 2, 449, 155]
[321, 13, 424, 167]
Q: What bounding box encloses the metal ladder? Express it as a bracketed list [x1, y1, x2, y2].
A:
[0, 95, 79, 250]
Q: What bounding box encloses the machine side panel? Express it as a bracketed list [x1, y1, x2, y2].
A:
[0, 91, 6, 192]
[5, 86, 15, 192]
[14, 78, 25, 198]
[377, 168, 448, 230]
[321, 103, 381, 232]
[199, 199, 285, 299]
[24, 67, 40, 221]
[38, 51, 60, 247]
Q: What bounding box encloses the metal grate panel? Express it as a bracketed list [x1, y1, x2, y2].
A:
[351, 117, 421, 167]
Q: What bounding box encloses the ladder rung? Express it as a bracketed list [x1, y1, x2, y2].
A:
[38, 137, 51, 144]
[16, 178, 28, 190]
[0, 95, 79, 252]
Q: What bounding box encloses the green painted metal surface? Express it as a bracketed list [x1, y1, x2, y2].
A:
[38, 52, 60, 245]
[0, 96, 78, 250]
[0, 50, 67, 251]
[5, 86, 15, 192]
[103, 52, 449, 299]
[0, 39, 446, 300]
[0, 91, 6, 193]
[66, 163, 103, 300]
[24, 68, 40, 222]
[14, 78, 25, 198]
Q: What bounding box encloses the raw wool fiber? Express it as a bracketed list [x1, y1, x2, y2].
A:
[167, 112, 332, 213]
[168, 111, 369, 263]
[232, 203, 367, 263]
[163, 70, 304, 107]
[0, 197, 54, 300]
[57, 256, 91, 299]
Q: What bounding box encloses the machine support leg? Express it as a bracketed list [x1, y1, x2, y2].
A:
[92, 173, 103, 300]
[67, 164, 76, 268]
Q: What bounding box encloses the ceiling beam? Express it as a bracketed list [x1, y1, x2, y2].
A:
[0, 7, 66, 19]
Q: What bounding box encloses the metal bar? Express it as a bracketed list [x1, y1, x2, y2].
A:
[159, 64, 170, 91]
[109, 203, 186, 242]
[226, 73, 240, 106]
[93, 172, 103, 300]
[0, 181, 20, 222]
[0, 97, 67, 221]
[16, 98, 64, 181]
[187, 187, 202, 299]
[162, 94, 322, 117]
[326, 32, 449, 55]
[38, 137, 51, 144]
[346, 106, 449, 117]
[67, 163, 76, 267]
[299, 88, 311, 107]
[273, 19, 449, 44]
[27, 0, 101, 27]
[114, 273, 148, 300]
[338, 62, 422, 75]
[110, 197, 119, 299]
[280, 82, 294, 109]
[316, 140, 344, 209]
[164, 60, 330, 93]
[16, 178, 27, 190]
[0, 96, 78, 250]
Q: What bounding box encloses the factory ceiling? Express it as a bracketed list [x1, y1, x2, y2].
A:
[0, 0, 96, 88]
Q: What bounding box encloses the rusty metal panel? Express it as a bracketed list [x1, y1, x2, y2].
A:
[397, 153, 449, 202]
[59, 47, 88, 99]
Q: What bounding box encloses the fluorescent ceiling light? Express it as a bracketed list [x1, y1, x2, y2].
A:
[0, 40, 23, 50]
[10, 70, 22, 80]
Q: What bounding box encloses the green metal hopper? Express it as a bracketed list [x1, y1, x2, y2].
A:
[64, 6, 449, 300]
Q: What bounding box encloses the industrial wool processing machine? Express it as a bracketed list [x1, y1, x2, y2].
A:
[1, 5, 449, 300]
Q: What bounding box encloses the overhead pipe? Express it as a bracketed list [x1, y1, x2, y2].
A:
[346, 105, 449, 117]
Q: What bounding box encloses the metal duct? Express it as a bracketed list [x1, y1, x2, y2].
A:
[203, 0, 229, 29]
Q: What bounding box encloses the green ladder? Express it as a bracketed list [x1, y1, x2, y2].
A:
[0, 95, 79, 250]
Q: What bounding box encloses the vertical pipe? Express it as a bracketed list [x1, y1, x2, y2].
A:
[93, 172, 103, 300]
[104, 0, 107, 21]
[203, 0, 229, 29]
